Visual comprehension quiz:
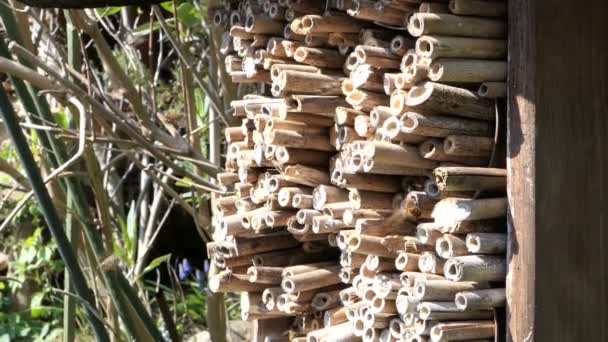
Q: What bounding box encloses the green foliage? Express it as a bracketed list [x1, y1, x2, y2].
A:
[95, 6, 123, 17]
[9, 228, 62, 290]
[135, 253, 172, 281]
[0, 228, 65, 341]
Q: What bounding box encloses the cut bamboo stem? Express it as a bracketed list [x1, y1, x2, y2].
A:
[210, 270, 270, 293]
[413, 280, 488, 302]
[281, 266, 342, 293]
[443, 135, 494, 158]
[465, 233, 507, 254]
[406, 82, 495, 121]
[432, 197, 507, 224]
[429, 59, 507, 83]
[416, 35, 507, 60]
[449, 0, 507, 17]
[455, 288, 506, 311]
[408, 13, 506, 38]
[401, 112, 491, 137]
[444, 255, 507, 282]
[430, 320, 496, 342]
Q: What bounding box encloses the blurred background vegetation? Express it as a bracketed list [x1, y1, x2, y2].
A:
[0, 0, 241, 341]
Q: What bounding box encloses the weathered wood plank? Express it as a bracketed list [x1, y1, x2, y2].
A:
[506, 0, 535, 341]
[508, 0, 608, 341]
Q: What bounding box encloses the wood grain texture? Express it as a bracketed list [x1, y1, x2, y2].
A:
[535, 0, 608, 341]
[508, 0, 608, 341]
[506, 0, 535, 340]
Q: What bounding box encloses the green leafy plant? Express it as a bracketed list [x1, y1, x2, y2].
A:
[0, 228, 65, 341]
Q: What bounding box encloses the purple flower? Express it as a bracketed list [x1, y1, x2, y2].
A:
[179, 258, 193, 281]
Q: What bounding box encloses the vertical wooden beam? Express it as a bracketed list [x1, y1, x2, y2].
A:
[506, 0, 535, 341]
[508, 0, 608, 341]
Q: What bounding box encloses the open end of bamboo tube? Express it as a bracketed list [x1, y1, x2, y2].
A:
[285, 96, 300, 112]
[363, 287, 376, 302]
[412, 230, 426, 249]
[383, 116, 402, 138]
[424, 180, 441, 199]
[337, 126, 350, 146]
[346, 54, 359, 71]
[444, 138, 456, 153]
[274, 146, 288, 164]
[213, 11, 223, 26]
[466, 234, 482, 253]
[337, 234, 350, 251]
[436, 238, 451, 258]
[348, 234, 362, 251]
[268, 177, 280, 192]
[413, 282, 426, 299]
[419, 253, 436, 273]
[400, 113, 418, 133]
[409, 15, 424, 37]
[390, 319, 405, 338]
[430, 326, 444, 341]
[372, 297, 386, 312]
[271, 83, 282, 97]
[354, 48, 366, 62]
[406, 82, 433, 107]
[416, 37, 433, 57]
[367, 255, 379, 269]
[347, 90, 365, 106]
[478, 83, 490, 97]
[418, 304, 432, 320]
[229, 13, 240, 26]
[391, 38, 403, 52]
[293, 48, 308, 63]
[252, 255, 264, 267]
[331, 169, 344, 185]
[269, 4, 280, 18]
[455, 292, 468, 310]
[448, 1, 458, 12]
[342, 79, 355, 95]
[445, 259, 462, 281]
[265, 214, 277, 227]
[364, 327, 376, 341]
[429, 63, 444, 81]
[395, 253, 409, 270]
[390, 92, 404, 114]
[354, 318, 366, 336]
[312, 293, 331, 310]
[395, 73, 408, 89]
[282, 279, 296, 293]
[245, 14, 255, 32]
[301, 16, 314, 31]
[402, 53, 417, 69]
[292, 194, 308, 208]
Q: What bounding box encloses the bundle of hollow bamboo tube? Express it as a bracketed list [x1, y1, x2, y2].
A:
[209, 0, 508, 341]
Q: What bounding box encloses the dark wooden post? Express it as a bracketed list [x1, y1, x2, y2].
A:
[507, 0, 608, 341]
